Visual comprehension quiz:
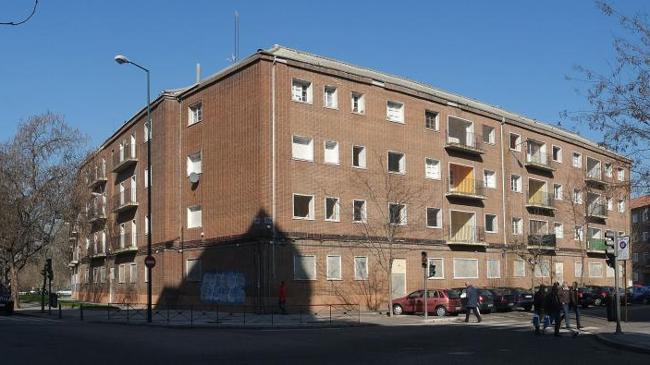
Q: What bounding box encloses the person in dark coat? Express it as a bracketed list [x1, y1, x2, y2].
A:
[559, 282, 571, 329]
[533, 285, 546, 335]
[570, 282, 582, 329]
[278, 281, 287, 314]
[464, 282, 482, 323]
[544, 283, 563, 336]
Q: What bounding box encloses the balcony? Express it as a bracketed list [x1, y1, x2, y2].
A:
[446, 224, 487, 246]
[527, 234, 557, 250]
[585, 168, 607, 186]
[112, 233, 138, 255]
[112, 144, 137, 173]
[112, 187, 138, 213]
[587, 203, 608, 219]
[87, 168, 108, 188]
[88, 196, 107, 223]
[445, 130, 484, 155]
[525, 153, 555, 172]
[445, 177, 486, 200]
[587, 238, 607, 253]
[526, 191, 555, 210]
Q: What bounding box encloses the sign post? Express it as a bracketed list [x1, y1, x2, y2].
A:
[421, 252, 428, 320]
[605, 231, 622, 334]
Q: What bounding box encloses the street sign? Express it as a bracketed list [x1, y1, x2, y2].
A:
[616, 236, 629, 261]
[144, 255, 156, 268]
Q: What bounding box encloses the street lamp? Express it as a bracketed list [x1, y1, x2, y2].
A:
[114, 54, 153, 323]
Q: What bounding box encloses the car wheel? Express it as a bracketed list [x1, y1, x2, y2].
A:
[523, 305, 532, 312]
[594, 298, 602, 306]
[483, 309, 492, 314]
[392, 304, 403, 316]
[435, 306, 448, 317]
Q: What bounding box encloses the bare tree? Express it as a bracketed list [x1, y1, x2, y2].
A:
[0, 113, 86, 307]
[511, 234, 550, 289]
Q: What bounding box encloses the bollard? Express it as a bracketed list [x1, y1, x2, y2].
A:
[80, 303, 84, 321]
[58, 302, 62, 319]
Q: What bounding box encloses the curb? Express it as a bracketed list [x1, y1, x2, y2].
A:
[594, 333, 650, 355]
[85, 319, 372, 330]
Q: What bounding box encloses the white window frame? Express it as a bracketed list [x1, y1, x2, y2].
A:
[292, 135, 314, 162]
[485, 214, 498, 233]
[324, 197, 340, 222]
[575, 261, 583, 278]
[509, 133, 521, 151]
[293, 194, 315, 220]
[552, 145, 562, 163]
[294, 255, 317, 280]
[388, 203, 407, 225]
[144, 121, 150, 142]
[483, 169, 496, 189]
[453, 258, 479, 279]
[483, 125, 495, 144]
[387, 151, 406, 174]
[617, 168, 625, 181]
[554, 222, 564, 239]
[386, 100, 405, 123]
[323, 86, 338, 109]
[554, 184, 563, 200]
[425, 110, 440, 131]
[291, 78, 312, 103]
[512, 217, 523, 235]
[618, 200, 625, 213]
[589, 261, 603, 278]
[188, 103, 203, 126]
[352, 145, 367, 169]
[118, 264, 125, 284]
[426, 207, 442, 229]
[572, 152, 582, 168]
[607, 197, 613, 211]
[511, 174, 522, 193]
[129, 263, 137, 284]
[323, 140, 340, 165]
[186, 258, 202, 282]
[534, 259, 551, 278]
[573, 189, 583, 204]
[187, 205, 202, 229]
[352, 199, 367, 223]
[487, 259, 501, 279]
[427, 258, 444, 279]
[425, 158, 441, 180]
[186, 151, 202, 176]
[574, 225, 583, 241]
[351, 92, 365, 114]
[354, 256, 368, 280]
[605, 162, 613, 178]
[326, 255, 342, 281]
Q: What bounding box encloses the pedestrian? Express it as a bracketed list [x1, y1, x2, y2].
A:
[278, 281, 287, 315]
[570, 282, 583, 329]
[533, 285, 546, 335]
[464, 282, 482, 323]
[544, 283, 563, 337]
[559, 282, 571, 329]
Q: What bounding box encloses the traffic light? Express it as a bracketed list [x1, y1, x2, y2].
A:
[421, 251, 428, 268]
[605, 238, 616, 268]
[46, 259, 53, 281]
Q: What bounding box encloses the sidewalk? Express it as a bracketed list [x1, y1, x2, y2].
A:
[590, 320, 650, 355]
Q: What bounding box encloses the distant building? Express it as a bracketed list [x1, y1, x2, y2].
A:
[69, 45, 632, 309]
[631, 196, 650, 285]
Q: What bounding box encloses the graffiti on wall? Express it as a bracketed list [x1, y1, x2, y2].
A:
[200, 271, 246, 304]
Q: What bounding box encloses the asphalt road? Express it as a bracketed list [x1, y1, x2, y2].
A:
[1, 309, 648, 365]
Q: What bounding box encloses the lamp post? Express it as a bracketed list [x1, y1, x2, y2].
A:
[115, 54, 153, 323]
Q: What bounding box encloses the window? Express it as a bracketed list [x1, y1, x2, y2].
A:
[326, 255, 342, 280]
[145, 215, 149, 236]
[118, 264, 125, 284]
[93, 267, 98, 283]
[353, 200, 367, 223]
[606, 264, 615, 278]
[188, 103, 202, 126]
[607, 198, 613, 211]
[425, 158, 441, 179]
[129, 263, 137, 284]
[291, 79, 312, 103]
[509, 133, 521, 151]
[144, 168, 150, 188]
[483, 125, 495, 144]
[352, 145, 366, 168]
[644, 208, 649, 221]
[354, 257, 368, 280]
[633, 253, 639, 263]
[294, 255, 316, 280]
[325, 197, 340, 222]
[618, 200, 625, 213]
[511, 175, 522, 192]
[389, 203, 407, 225]
[292, 135, 314, 161]
[144, 121, 150, 142]
[513, 259, 525, 277]
[554, 184, 563, 200]
[324, 86, 338, 108]
[483, 170, 496, 188]
[572, 152, 582, 168]
[426, 208, 441, 228]
[574, 226, 583, 241]
[324, 140, 339, 165]
[425, 110, 439, 130]
[186, 151, 202, 176]
[617, 168, 625, 181]
[487, 260, 500, 279]
[427, 259, 445, 279]
[633, 212, 639, 223]
[552, 145, 562, 162]
[453, 258, 479, 279]
[575, 261, 583, 278]
[144, 266, 148, 283]
[643, 232, 648, 242]
[512, 217, 523, 235]
[605, 163, 612, 177]
[293, 194, 315, 220]
[100, 267, 106, 283]
[387, 151, 405, 174]
[186, 258, 201, 282]
[573, 189, 583, 204]
[386, 101, 404, 123]
[351, 92, 365, 114]
[187, 205, 202, 228]
[485, 214, 497, 233]
[554, 223, 564, 239]
[589, 262, 603, 278]
[534, 259, 551, 278]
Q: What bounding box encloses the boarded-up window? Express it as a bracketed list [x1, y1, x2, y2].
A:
[118, 264, 125, 284]
[294, 255, 316, 280]
[534, 259, 550, 277]
[186, 258, 202, 282]
[590, 262, 604, 278]
[324, 140, 339, 164]
[575, 261, 583, 279]
[326, 255, 341, 280]
[129, 263, 137, 284]
[187, 205, 202, 228]
[487, 260, 500, 278]
[453, 259, 478, 279]
[428, 258, 444, 279]
[292, 135, 314, 161]
[513, 260, 525, 277]
[354, 257, 368, 280]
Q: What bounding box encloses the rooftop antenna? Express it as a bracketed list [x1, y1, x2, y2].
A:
[229, 11, 240, 63]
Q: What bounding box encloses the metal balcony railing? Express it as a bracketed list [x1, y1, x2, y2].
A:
[586, 167, 605, 184]
[112, 231, 139, 254]
[527, 234, 557, 249]
[446, 224, 486, 245]
[446, 177, 486, 199]
[525, 152, 555, 171]
[445, 131, 483, 154]
[526, 190, 555, 209]
[87, 166, 108, 187]
[113, 187, 138, 212]
[587, 203, 608, 218]
[587, 238, 607, 251]
[88, 196, 107, 222]
[112, 143, 137, 172]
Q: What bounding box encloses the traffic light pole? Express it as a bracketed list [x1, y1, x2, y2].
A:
[423, 267, 428, 320]
[614, 249, 622, 334]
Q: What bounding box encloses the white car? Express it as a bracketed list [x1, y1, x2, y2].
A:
[56, 290, 72, 297]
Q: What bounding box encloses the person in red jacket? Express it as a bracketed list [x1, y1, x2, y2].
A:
[278, 281, 287, 314]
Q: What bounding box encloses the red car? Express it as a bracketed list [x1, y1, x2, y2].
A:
[392, 289, 463, 317]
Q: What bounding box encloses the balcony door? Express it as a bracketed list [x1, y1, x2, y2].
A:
[130, 176, 137, 202]
[450, 211, 476, 242]
[448, 117, 474, 147]
[528, 179, 547, 205]
[449, 164, 474, 194]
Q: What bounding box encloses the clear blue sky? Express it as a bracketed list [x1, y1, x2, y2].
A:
[1, 0, 648, 147]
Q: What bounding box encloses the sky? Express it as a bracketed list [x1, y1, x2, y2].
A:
[1, 0, 649, 147]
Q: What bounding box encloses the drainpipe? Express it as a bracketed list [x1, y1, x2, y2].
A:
[270, 56, 278, 301]
[499, 116, 508, 283]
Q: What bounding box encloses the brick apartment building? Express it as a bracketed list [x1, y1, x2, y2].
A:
[632, 196, 650, 285]
[69, 45, 632, 309]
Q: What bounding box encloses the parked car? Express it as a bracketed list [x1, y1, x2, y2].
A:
[586, 285, 613, 306]
[502, 287, 534, 311]
[56, 289, 72, 297]
[0, 283, 14, 315]
[488, 288, 516, 312]
[630, 286, 650, 304]
[577, 287, 597, 308]
[392, 289, 463, 316]
[452, 287, 494, 314]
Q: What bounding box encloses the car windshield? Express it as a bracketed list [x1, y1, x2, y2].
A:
[491, 289, 511, 295]
[479, 289, 493, 296]
[447, 289, 461, 299]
